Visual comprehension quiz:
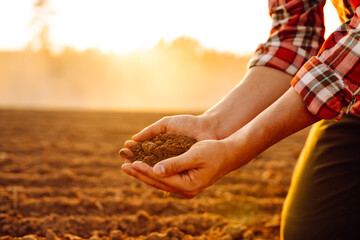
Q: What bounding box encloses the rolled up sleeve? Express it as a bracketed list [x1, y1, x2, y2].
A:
[291, 15, 360, 120]
[249, 0, 326, 76]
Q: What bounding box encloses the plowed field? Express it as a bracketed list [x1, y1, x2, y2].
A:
[0, 110, 309, 239]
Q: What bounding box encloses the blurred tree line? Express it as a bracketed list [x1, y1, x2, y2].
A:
[0, 1, 251, 111]
[0, 36, 250, 110]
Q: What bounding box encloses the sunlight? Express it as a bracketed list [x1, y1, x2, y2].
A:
[0, 0, 33, 50]
[49, 0, 342, 54]
[50, 0, 271, 54]
[0, 0, 342, 54]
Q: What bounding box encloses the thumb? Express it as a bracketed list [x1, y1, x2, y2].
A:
[153, 150, 198, 177]
[133, 117, 169, 142]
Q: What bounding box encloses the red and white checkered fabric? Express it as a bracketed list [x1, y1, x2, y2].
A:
[250, 0, 360, 119]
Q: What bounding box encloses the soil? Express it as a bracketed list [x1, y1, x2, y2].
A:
[0, 109, 310, 240]
[129, 134, 197, 166]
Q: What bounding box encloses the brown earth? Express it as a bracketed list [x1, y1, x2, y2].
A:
[0, 109, 310, 240]
[128, 134, 197, 167]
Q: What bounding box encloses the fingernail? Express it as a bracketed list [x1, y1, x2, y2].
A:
[132, 134, 139, 141]
[153, 164, 165, 176]
[132, 161, 143, 168]
[119, 150, 128, 158]
[119, 149, 133, 158]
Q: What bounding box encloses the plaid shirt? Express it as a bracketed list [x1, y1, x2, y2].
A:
[249, 0, 360, 119]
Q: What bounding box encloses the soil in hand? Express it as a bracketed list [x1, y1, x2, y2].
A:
[129, 133, 197, 166]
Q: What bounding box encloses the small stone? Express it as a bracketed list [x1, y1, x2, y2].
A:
[110, 230, 124, 240]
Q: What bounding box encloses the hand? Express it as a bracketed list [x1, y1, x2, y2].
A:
[121, 88, 319, 198]
[121, 139, 238, 198]
[119, 114, 220, 159]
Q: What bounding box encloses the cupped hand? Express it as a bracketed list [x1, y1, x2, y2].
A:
[121, 139, 237, 198]
[119, 114, 219, 159]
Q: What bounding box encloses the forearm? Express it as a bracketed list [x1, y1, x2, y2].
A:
[221, 87, 319, 173]
[202, 66, 293, 139]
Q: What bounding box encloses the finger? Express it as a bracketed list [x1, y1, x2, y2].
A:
[124, 140, 137, 148]
[132, 117, 169, 142]
[121, 162, 192, 198]
[119, 148, 133, 158]
[121, 162, 172, 191]
[131, 161, 198, 197]
[152, 146, 200, 177]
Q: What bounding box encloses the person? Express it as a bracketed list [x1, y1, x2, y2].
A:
[120, 0, 360, 239]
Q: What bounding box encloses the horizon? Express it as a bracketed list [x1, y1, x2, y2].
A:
[0, 39, 252, 111]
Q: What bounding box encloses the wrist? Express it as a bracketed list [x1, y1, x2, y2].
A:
[220, 128, 256, 172]
[217, 137, 246, 174]
[198, 112, 222, 140]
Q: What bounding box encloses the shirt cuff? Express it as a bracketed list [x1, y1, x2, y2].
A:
[291, 56, 358, 120]
[249, 43, 315, 76]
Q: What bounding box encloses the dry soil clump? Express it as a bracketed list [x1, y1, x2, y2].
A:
[129, 133, 197, 166]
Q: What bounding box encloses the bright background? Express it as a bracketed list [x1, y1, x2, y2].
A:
[0, 0, 340, 54]
[0, 0, 342, 111]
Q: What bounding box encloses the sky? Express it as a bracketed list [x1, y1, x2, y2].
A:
[0, 0, 341, 55]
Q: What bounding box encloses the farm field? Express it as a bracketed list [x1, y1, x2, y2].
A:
[0, 109, 309, 239]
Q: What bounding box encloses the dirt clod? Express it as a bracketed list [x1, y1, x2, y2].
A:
[243, 230, 255, 240]
[22, 236, 37, 240]
[109, 230, 123, 240]
[166, 227, 184, 239]
[129, 133, 197, 166]
[0, 237, 13, 240]
[45, 229, 58, 240]
[145, 232, 168, 240]
[64, 234, 82, 240]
